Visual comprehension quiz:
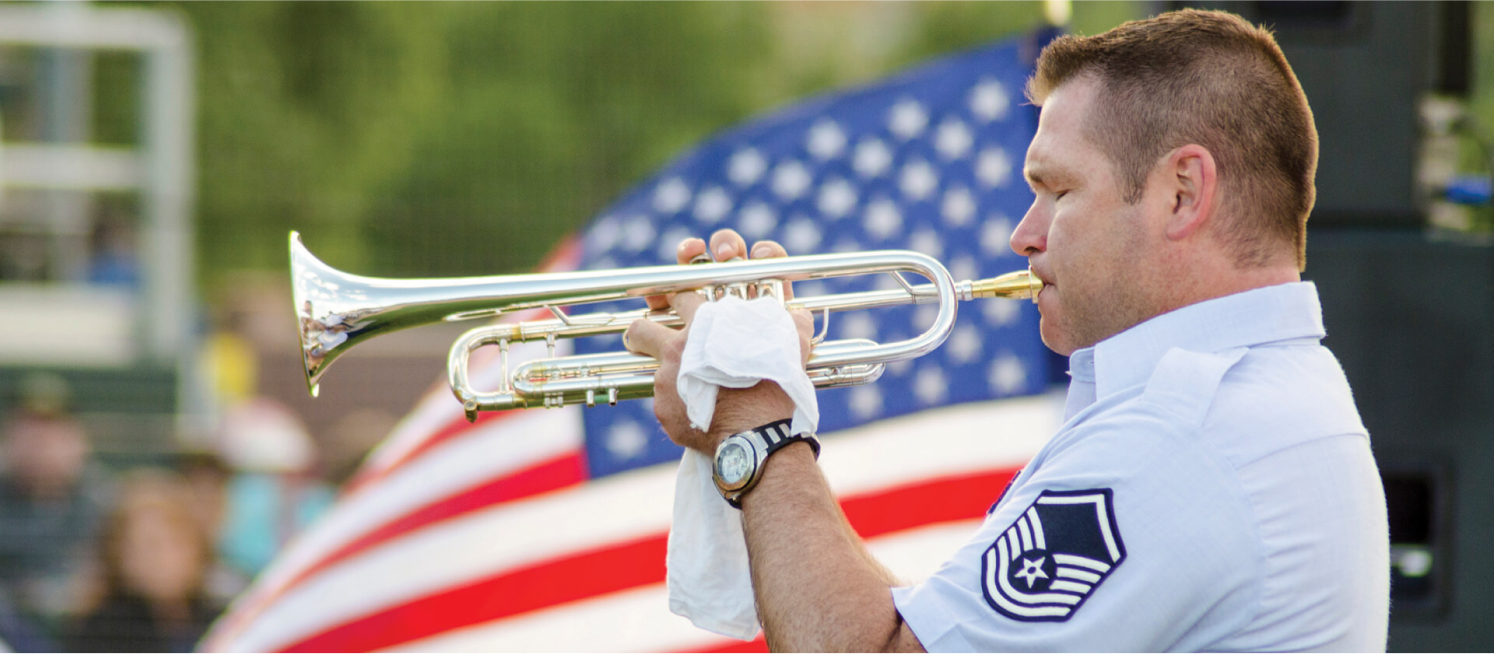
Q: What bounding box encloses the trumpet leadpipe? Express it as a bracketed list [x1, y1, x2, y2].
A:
[447, 268, 1041, 346]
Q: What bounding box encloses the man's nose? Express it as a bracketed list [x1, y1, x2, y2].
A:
[1010, 206, 1047, 257]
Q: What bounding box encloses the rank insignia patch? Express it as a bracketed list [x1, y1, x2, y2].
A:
[981, 488, 1125, 622]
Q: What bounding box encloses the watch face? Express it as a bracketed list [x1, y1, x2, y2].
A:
[716, 441, 754, 489]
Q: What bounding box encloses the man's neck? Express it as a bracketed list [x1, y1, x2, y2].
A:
[1149, 250, 1302, 319]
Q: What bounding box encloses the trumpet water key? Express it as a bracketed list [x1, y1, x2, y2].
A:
[290, 231, 1041, 421]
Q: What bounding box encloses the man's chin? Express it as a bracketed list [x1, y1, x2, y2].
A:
[1037, 317, 1077, 357]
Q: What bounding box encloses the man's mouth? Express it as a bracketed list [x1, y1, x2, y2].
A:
[1029, 269, 1053, 302]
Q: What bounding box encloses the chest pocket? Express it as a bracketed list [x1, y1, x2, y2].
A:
[1141, 346, 1249, 428]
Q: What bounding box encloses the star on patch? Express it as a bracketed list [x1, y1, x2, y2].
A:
[981, 489, 1125, 622]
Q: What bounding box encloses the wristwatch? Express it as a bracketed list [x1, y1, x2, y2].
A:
[712, 418, 820, 509]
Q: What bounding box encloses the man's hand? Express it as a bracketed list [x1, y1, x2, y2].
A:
[622, 229, 814, 454]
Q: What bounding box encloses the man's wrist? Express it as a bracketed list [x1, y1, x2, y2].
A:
[708, 382, 795, 449]
[737, 440, 817, 511]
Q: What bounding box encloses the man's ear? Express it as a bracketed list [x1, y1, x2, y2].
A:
[1165, 144, 1217, 241]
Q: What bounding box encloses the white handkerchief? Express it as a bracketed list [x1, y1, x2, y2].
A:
[676, 296, 818, 437]
[666, 449, 758, 640]
[665, 296, 819, 640]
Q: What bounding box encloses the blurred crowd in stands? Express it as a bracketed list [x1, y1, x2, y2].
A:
[0, 372, 337, 652]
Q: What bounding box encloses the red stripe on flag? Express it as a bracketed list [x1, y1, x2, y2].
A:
[223, 452, 586, 650]
[344, 410, 523, 496]
[274, 466, 1017, 652]
[296, 452, 587, 593]
[693, 635, 769, 652]
[284, 535, 670, 653]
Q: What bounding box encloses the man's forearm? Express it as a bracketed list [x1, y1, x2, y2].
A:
[740, 442, 925, 652]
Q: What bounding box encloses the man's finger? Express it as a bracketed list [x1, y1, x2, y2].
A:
[749, 239, 788, 260]
[646, 237, 708, 311]
[668, 289, 708, 324]
[709, 229, 748, 262]
[623, 318, 677, 358]
[750, 239, 795, 301]
[644, 294, 670, 311]
[790, 307, 815, 365]
[676, 237, 707, 265]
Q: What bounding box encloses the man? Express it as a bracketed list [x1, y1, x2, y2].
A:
[0, 375, 112, 643]
[627, 9, 1389, 651]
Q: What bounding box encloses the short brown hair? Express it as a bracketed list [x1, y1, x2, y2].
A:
[1027, 9, 1317, 270]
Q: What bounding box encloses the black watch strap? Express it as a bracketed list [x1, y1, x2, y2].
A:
[724, 419, 819, 509]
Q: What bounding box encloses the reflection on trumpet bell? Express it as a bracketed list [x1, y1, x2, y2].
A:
[290, 230, 1038, 419]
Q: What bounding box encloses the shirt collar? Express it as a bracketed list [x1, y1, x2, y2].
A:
[1068, 281, 1325, 401]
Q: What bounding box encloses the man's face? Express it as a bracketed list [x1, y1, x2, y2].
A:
[2, 415, 88, 498]
[1010, 77, 1161, 356]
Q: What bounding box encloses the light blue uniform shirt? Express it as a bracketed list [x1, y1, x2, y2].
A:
[893, 282, 1390, 652]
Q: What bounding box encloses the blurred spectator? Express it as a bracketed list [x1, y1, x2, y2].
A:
[85, 208, 139, 289]
[202, 311, 258, 412]
[215, 398, 334, 577]
[66, 471, 220, 653]
[174, 452, 247, 605]
[0, 588, 49, 652]
[0, 374, 111, 643]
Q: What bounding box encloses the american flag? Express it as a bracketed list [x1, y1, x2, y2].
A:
[205, 28, 1063, 652]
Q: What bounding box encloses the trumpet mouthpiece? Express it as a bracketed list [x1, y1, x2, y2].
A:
[970, 269, 1042, 302]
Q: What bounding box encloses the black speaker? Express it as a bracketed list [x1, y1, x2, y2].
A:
[1305, 231, 1494, 651]
[1164, 1, 1472, 229]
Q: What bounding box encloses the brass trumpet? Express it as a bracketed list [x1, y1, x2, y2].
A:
[290, 232, 1040, 421]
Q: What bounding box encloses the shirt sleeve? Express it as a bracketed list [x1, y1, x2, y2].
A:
[892, 419, 1262, 652]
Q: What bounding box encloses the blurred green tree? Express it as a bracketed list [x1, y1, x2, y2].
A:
[161, 2, 1142, 290]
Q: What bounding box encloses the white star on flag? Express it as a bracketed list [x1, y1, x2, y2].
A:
[947, 324, 984, 365]
[889, 99, 929, 140]
[935, 119, 974, 160]
[942, 186, 977, 227]
[854, 138, 893, 178]
[693, 186, 733, 225]
[970, 78, 1011, 122]
[990, 353, 1029, 395]
[817, 178, 859, 219]
[772, 160, 812, 200]
[909, 228, 943, 259]
[914, 366, 950, 405]
[783, 217, 823, 254]
[739, 201, 778, 239]
[839, 312, 878, 341]
[985, 297, 1022, 327]
[728, 148, 767, 186]
[849, 385, 883, 420]
[900, 159, 939, 201]
[949, 255, 979, 284]
[807, 119, 848, 160]
[863, 198, 902, 240]
[606, 420, 649, 460]
[976, 147, 1014, 188]
[653, 177, 692, 213]
[981, 215, 1015, 256]
[621, 215, 655, 252]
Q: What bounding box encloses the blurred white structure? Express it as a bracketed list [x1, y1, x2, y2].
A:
[0, 5, 194, 368]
